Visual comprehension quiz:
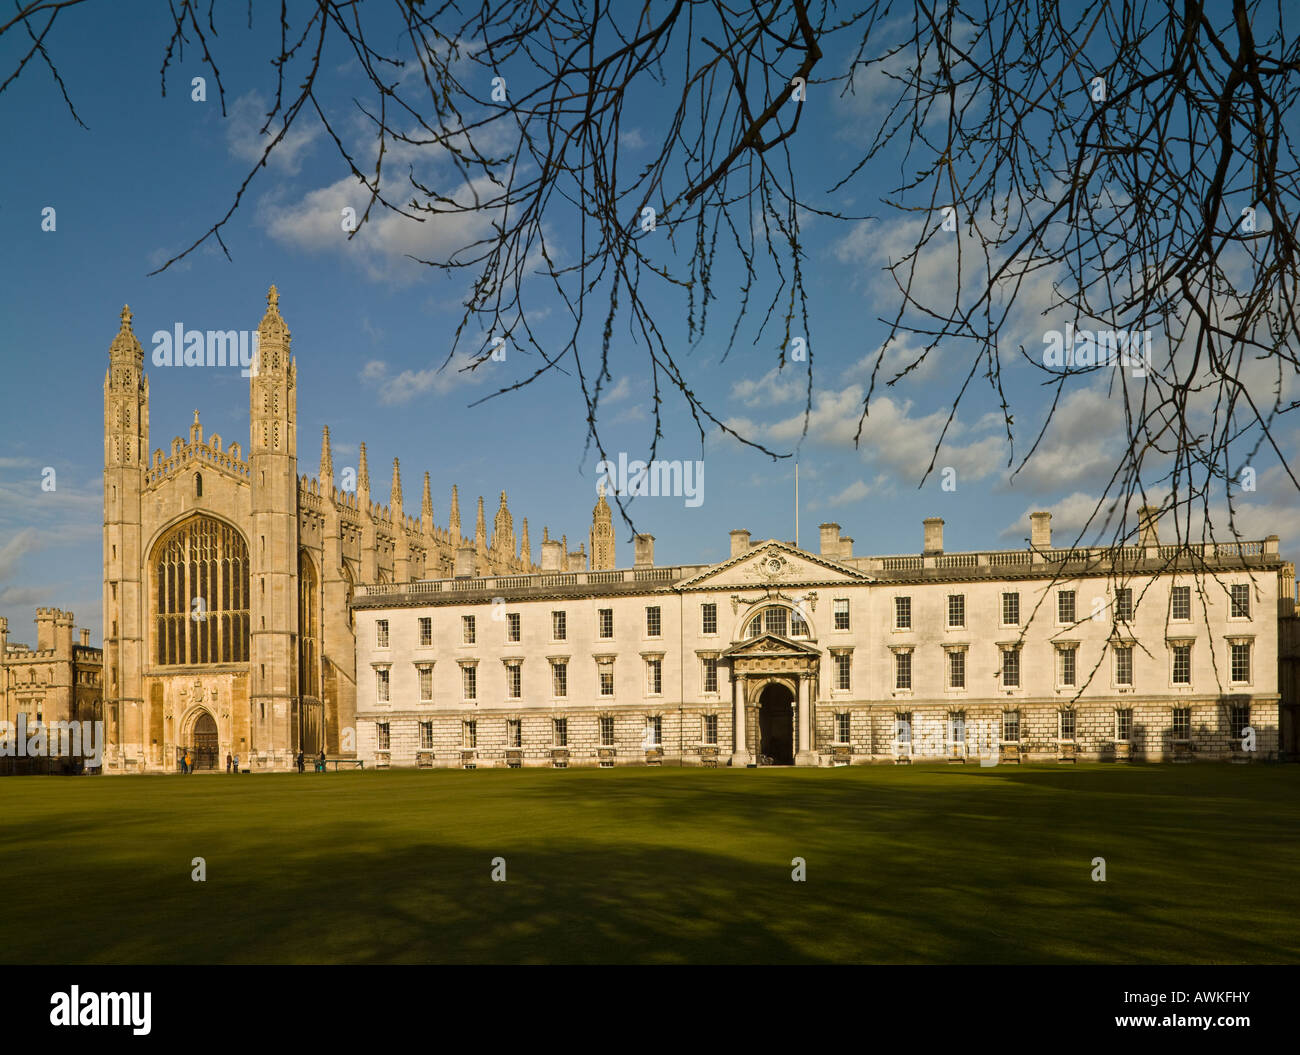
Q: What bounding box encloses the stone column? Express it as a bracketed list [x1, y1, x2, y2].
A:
[730, 667, 750, 767]
[795, 674, 817, 766]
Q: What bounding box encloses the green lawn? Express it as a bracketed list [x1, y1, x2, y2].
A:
[1, 764, 1296, 964]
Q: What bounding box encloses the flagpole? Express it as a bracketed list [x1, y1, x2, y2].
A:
[794, 461, 799, 548]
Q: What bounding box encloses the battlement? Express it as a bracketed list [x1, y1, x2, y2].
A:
[145, 434, 249, 489]
[5, 646, 58, 659]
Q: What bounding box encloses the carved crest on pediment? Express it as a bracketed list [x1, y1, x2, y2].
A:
[746, 553, 791, 582]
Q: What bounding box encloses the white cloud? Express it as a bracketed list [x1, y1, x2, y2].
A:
[999, 385, 1127, 494]
[826, 479, 871, 507]
[1001, 492, 1124, 547]
[730, 365, 807, 408]
[225, 92, 321, 174]
[619, 128, 648, 149]
[259, 170, 503, 285]
[731, 384, 1006, 486]
[604, 377, 633, 403]
[608, 404, 649, 425]
[833, 218, 879, 265]
[359, 353, 494, 404]
[841, 333, 943, 387]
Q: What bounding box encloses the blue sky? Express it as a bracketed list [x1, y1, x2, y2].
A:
[1, 3, 1296, 645]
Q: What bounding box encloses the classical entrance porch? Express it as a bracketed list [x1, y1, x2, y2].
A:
[722, 633, 820, 766]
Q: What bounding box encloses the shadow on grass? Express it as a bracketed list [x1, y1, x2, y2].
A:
[0, 766, 1296, 964]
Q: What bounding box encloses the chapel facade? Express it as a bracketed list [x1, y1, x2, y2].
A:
[100, 287, 574, 772]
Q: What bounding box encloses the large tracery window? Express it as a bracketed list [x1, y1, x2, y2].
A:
[299, 551, 319, 697]
[153, 516, 250, 665]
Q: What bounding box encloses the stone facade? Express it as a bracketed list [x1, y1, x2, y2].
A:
[0, 609, 102, 773]
[100, 289, 581, 773]
[352, 515, 1293, 768]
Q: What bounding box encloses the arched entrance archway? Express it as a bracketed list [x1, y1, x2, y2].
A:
[722, 631, 821, 767]
[757, 682, 795, 765]
[190, 711, 218, 770]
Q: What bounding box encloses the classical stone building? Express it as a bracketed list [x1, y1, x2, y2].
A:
[0, 609, 102, 774]
[352, 512, 1293, 768]
[101, 287, 576, 773]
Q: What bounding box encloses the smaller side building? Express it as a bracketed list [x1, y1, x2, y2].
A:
[0, 609, 103, 774]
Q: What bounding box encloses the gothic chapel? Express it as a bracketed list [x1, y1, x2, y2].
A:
[101, 286, 574, 772]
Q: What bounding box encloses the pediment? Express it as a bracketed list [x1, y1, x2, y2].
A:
[722, 633, 821, 658]
[676, 539, 871, 591]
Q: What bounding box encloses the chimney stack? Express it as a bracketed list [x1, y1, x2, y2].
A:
[923, 517, 944, 555]
[819, 523, 840, 556]
[634, 534, 655, 568]
[540, 539, 564, 571]
[1030, 511, 1052, 549]
[454, 546, 476, 578]
[80, 628, 90, 647]
[839, 536, 854, 559]
[1138, 506, 1160, 548]
[729, 529, 751, 558]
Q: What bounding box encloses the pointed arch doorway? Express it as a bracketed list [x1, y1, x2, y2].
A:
[190, 711, 219, 770]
